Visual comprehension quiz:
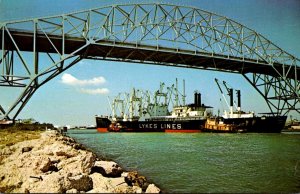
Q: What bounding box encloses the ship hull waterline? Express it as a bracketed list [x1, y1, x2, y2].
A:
[96, 117, 206, 133]
[96, 116, 287, 133]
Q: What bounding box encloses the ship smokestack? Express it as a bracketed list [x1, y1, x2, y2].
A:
[194, 92, 198, 106]
[237, 90, 241, 112]
[198, 93, 201, 107]
[229, 88, 233, 115]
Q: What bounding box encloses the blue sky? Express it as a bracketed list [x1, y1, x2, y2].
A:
[0, 0, 299, 126]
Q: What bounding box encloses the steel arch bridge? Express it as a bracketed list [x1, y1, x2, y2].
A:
[0, 3, 299, 120]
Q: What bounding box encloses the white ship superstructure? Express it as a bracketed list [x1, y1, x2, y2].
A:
[107, 79, 212, 122]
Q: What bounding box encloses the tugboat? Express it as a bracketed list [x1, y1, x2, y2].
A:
[204, 117, 246, 133]
[203, 79, 287, 133]
[95, 79, 213, 132]
[285, 116, 300, 131]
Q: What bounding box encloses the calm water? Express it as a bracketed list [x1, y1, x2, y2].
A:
[68, 130, 300, 193]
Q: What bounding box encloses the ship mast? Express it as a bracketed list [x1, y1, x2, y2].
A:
[174, 78, 186, 107]
[182, 79, 186, 106]
[128, 88, 142, 121]
[175, 78, 179, 107]
[129, 88, 134, 120]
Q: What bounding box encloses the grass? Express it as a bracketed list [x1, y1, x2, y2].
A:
[0, 123, 54, 148]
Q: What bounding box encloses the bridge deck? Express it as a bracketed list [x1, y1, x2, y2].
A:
[1, 30, 299, 80]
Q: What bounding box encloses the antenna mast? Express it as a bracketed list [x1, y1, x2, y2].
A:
[175, 78, 179, 107]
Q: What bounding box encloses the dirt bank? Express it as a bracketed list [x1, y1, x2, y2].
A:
[0, 130, 160, 193]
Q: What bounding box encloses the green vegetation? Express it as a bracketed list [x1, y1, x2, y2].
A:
[0, 123, 54, 148]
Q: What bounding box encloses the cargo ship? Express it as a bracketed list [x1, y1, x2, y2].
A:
[96, 79, 287, 133]
[203, 79, 287, 133]
[96, 79, 213, 132]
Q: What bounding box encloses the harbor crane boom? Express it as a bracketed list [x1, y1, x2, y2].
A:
[214, 78, 230, 109]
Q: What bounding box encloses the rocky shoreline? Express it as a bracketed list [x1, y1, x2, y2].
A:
[0, 130, 160, 193]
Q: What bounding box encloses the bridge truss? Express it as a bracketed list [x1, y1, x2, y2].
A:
[0, 3, 299, 120]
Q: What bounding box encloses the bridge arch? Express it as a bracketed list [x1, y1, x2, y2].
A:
[0, 3, 299, 120]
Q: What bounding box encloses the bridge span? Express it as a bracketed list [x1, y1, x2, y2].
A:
[1, 30, 299, 80]
[0, 3, 299, 120]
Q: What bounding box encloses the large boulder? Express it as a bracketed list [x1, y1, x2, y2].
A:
[81, 152, 96, 174]
[125, 171, 148, 189]
[109, 177, 126, 187]
[89, 173, 113, 193]
[145, 184, 161, 193]
[27, 172, 66, 193]
[38, 157, 52, 172]
[91, 161, 123, 177]
[113, 184, 143, 193]
[68, 174, 93, 192]
[109, 177, 142, 193]
[89, 173, 141, 193]
[57, 151, 95, 176]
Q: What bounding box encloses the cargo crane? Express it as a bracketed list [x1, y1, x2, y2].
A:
[215, 78, 232, 116]
[222, 81, 239, 110]
[107, 93, 126, 121]
[215, 78, 253, 119]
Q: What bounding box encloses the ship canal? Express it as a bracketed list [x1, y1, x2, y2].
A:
[68, 130, 300, 193]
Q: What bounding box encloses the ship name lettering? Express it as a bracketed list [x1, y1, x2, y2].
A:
[139, 123, 158, 129]
[160, 123, 182, 129]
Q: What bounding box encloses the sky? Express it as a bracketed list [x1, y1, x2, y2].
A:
[0, 0, 299, 126]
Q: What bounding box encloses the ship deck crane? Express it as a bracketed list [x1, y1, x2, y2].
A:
[223, 81, 238, 110]
[215, 78, 233, 115]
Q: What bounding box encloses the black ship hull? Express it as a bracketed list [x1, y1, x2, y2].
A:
[204, 115, 287, 133]
[96, 115, 287, 133]
[96, 116, 111, 132]
[96, 116, 205, 132]
[225, 115, 287, 133]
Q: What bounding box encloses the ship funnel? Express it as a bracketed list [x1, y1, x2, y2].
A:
[229, 88, 233, 115]
[236, 90, 241, 112]
[194, 92, 198, 106]
[194, 92, 201, 106]
[197, 93, 201, 107]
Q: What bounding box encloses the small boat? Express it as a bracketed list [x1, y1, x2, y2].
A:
[204, 117, 246, 133]
[286, 119, 300, 131]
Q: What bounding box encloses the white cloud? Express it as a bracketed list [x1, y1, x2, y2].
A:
[80, 88, 109, 95]
[61, 73, 106, 86]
